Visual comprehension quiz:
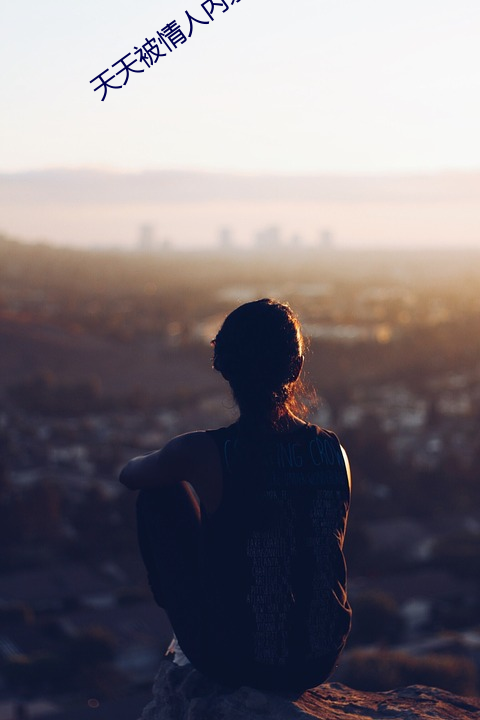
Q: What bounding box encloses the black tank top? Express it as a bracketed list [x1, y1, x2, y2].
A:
[198, 421, 351, 691]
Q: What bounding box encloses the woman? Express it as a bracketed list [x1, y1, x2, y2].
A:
[120, 298, 351, 694]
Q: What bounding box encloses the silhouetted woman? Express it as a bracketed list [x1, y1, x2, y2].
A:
[120, 299, 351, 694]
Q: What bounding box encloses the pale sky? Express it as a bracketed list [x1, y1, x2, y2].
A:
[1, 0, 480, 175]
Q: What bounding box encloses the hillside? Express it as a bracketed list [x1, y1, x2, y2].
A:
[0, 315, 216, 398]
[1, 237, 480, 715]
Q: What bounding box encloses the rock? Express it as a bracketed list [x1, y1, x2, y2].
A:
[138, 659, 480, 720]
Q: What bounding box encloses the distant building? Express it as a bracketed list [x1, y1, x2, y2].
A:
[160, 237, 172, 251]
[289, 233, 303, 248]
[255, 225, 281, 250]
[138, 224, 155, 252]
[319, 229, 334, 249]
[218, 226, 234, 249]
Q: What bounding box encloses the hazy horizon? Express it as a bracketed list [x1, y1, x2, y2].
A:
[2, 1, 479, 177]
[1, 1, 479, 251]
[1, 167, 479, 251]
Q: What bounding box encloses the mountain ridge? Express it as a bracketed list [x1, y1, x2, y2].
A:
[1, 168, 479, 204]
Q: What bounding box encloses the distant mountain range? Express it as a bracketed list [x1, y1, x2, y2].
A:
[1, 168, 479, 204]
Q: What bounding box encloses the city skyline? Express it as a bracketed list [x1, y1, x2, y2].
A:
[1, 1, 479, 176]
[1, 168, 479, 250]
[1, 1, 479, 250]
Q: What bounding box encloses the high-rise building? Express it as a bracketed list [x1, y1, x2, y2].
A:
[218, 226, 234, 249]
[255, 225, 281, 250]
[138, 224, 155, 252]
[289, 233, 303, 248]
[319, 229, 334, 248]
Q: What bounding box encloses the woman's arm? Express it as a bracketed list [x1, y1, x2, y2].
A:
[118, 431, 222, 503]
[119, 435, 187, 490]
[119, 450, 164, 490]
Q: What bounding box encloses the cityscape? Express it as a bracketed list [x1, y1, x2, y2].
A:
[2, 0, 480, 717]
[0, 236, 479, 718]
[136, 223, 336, 254]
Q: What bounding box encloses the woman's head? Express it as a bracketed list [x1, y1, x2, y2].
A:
[212, 299, 308, 423]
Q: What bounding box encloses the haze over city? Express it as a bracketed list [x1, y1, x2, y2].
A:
[1, 2, 480, 714]
[1, 0, 479, 250]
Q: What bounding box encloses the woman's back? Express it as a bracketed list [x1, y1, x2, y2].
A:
[121, 299, 352, 694]
[195, 421, 351, 691]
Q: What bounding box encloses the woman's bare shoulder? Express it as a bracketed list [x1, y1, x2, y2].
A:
[161, 430, 222, 480]
[164, 430, 218, 461]
[119, 430, 219, 491]
[165, 430, 223, 513]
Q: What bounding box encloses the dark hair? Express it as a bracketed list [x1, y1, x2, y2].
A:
[212, 299, 309, 423]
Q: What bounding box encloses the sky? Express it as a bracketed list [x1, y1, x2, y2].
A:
[1, 0, 480, 175]
[0, 1, 479, 248]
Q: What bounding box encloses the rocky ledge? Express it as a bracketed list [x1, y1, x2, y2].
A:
[139, 660, 480, 720]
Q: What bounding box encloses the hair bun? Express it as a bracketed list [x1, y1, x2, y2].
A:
[212, 299, 308, 422]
